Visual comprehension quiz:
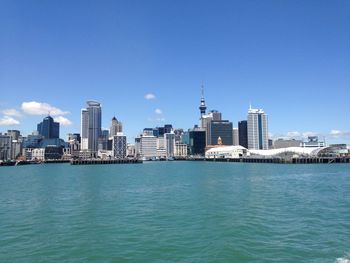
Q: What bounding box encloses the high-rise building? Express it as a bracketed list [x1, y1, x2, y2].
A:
[112, 134, 127, 158]
[238, 120, 248, 148]
[232, 128, 239, 146]
[37, 116, 59, 139]
[81, 101, 102, 153]
[206, 120, 233, 146]
[110, 117, 123, 137]
[247, 107, 269, 150]
[189, 127, 206, 156]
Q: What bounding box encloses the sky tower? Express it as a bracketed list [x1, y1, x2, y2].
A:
[199, 85, 207, 117]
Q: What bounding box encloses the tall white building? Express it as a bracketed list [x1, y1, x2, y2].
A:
[81, 101, 102, 153]
[247, 107, 269, 150]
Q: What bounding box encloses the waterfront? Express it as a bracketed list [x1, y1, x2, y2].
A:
[0, 162, 350, 262]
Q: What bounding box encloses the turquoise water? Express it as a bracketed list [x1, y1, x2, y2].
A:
[0, 162, 350, 263]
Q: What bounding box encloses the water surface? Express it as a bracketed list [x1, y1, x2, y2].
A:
[0, 162, 349, 262]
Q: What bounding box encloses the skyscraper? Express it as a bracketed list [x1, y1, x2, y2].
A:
[238, 120, 248, 148]
[110, 117, 123, 137]
[37, 116, 59, 139]
[247, 107, 269, 150]
[80, 101, 102, 153]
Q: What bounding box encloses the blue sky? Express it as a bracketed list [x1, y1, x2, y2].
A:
[0, 0, 349, 143]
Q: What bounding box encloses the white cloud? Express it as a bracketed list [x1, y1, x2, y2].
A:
[21, 101, 69, 116]
[54, 116, 72, 126]
[0, 116, 20, 126]
[154, 108, 162, 114]
[330, 129, 350, 138]
[144, 93, 156, 100]
[1, 109, 22, 118]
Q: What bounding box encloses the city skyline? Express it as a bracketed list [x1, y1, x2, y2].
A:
[1, 1, 349, 143]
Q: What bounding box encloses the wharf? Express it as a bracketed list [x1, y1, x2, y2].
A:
[70, 159, 143, 165]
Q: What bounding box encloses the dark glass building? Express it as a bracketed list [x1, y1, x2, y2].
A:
[37, 116, 59, 139]
[207, 120, 233, 145]
[189, 128, 206, 156]
[238, 120, 248, 148]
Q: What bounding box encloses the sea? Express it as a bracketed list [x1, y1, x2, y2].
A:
[0, 161, 349, 262]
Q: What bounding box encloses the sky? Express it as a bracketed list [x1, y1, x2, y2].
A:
[0, 0, 349, 143]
